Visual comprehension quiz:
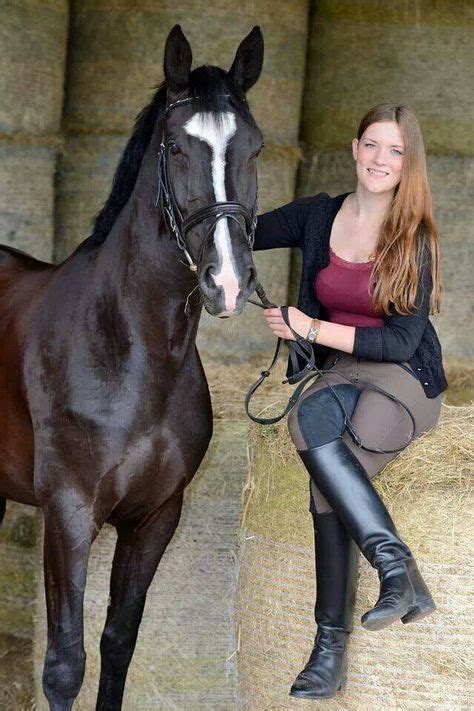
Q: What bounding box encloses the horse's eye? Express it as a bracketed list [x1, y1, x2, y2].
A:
[169, 142, 181, 156]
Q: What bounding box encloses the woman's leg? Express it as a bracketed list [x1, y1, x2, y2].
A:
[287, 359, 362, 698]
[296, 355, 442, 631]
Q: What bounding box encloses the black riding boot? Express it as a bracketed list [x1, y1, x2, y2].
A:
[289, 510, 360, 699]
[298, 437, 436, 631]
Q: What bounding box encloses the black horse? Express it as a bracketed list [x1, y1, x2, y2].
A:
[0, 25, 264, 709]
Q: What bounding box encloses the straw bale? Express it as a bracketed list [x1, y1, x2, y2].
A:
[443, 357, 474, 405]
[236, 403, 473, 708]
[0, 143, 55, 261]
[64, 0, 309, 145]
[0, 503, 39, 709]
[301, 0, 474, 155]
[54, 134, 125, 261]
[0, 0, 68, 136]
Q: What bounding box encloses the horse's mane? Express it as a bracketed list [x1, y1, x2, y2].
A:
[85, 66, 254, 249]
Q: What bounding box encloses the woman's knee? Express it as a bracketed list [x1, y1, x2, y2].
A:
[290, 384, 360, 450]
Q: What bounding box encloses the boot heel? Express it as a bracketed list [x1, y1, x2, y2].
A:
[401, 598, 436, 624]
[337, 677, 347, 691]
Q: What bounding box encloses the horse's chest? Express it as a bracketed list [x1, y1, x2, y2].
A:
[98, 410, 211, 518]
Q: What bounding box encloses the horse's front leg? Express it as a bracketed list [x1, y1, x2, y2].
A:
[41, 487, 96, 710]
[96, 492, 184, 711]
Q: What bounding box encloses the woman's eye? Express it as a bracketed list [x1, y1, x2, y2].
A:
[364, 142, 375, 148]
[392, 149, 403, 156]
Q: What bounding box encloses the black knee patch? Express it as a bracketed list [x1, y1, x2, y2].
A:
[303, 384, 360, 515]
[298, 384, 360, 449]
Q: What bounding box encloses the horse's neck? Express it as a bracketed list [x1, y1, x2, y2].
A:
[92, 135, 201, 354]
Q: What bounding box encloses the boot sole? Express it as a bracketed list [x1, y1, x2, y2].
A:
[361, 598, 436, 631]
[289, 678, 347, 699]
[401, 598, 437, 624]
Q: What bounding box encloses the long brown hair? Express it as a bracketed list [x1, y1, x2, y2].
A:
[358, 104, 442, 315]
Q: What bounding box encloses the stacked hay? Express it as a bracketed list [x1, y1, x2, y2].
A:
[0, 503, 40, 710]
[295, 0, 474, 359]
[443, 358, 474, 406]
[0, 0, 68, 260]
[55, 0, 309, 360]
[235, 402, 473, 708]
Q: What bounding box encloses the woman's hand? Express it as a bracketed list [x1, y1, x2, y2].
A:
[262, 307, 312, 341]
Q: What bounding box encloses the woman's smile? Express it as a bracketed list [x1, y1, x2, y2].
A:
[367, 167, 389, 178]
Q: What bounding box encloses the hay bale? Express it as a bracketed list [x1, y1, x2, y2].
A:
[0, 503, 39, 710]
[443, 358, 474, 405]
[54, 134, 125, 261]
[0, 143, 56, 261]
[300, 0, 473, 156]
[0, 1, 68, 261]
[0, 0, 68, 136]
[64, 0, 309, 145]
[236, 403, 473, 708]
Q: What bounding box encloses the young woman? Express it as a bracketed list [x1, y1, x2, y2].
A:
[252, 103, 448, 700]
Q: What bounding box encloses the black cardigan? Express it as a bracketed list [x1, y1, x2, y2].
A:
[253, 191, 448, 399]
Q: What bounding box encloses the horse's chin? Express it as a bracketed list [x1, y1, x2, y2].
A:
[202, 299, 244, 318]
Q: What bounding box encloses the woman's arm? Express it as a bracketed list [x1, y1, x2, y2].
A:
[352, 252, 433, 362]
[253, 195, 315, 251]
[264, 308, 356, 352]
[264, 250, 432, 360]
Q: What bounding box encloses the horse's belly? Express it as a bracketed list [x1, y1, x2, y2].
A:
[0, 426, 36, 506]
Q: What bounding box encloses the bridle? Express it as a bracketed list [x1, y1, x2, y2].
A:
[155, 95, 258, 271]
[155, 94, 416, 456]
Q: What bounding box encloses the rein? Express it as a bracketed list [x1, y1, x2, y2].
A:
[245, 290, 416, 455]
[155, 94, 415, 456]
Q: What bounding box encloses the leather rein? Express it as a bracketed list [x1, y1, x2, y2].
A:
[156, 95, 416, 456]
[245, 295, 417, 455]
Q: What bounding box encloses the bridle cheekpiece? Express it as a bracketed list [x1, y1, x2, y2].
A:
[155, 95, 258, 272]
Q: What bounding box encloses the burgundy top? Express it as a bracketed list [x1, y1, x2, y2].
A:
[314, 246, 384, 327]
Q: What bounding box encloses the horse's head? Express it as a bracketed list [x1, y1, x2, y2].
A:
[160, 25, 264, 317]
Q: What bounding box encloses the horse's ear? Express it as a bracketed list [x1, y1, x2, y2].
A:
[163, 25, 192, 93]
[228, 26, 264, 94]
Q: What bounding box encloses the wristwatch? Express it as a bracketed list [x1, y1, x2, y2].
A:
[306, 318, 321, 344]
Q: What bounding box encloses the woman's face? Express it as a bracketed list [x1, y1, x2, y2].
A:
[352, 121, 405, 195]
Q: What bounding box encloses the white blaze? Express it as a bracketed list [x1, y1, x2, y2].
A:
[183, 111, 239, 313]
